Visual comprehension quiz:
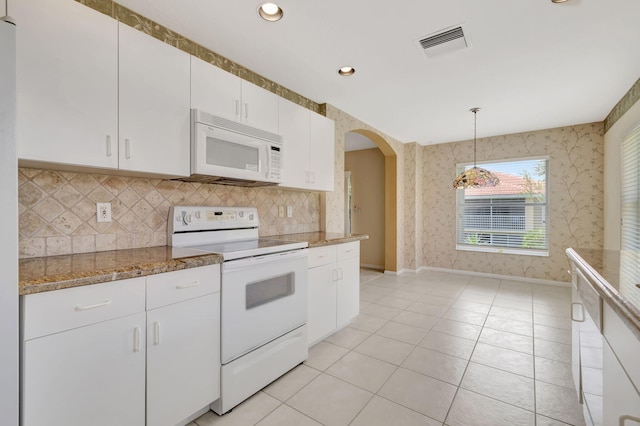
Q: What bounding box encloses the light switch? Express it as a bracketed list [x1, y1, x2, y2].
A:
[278, 206, 285, 218]
[287, 206, 293, 218]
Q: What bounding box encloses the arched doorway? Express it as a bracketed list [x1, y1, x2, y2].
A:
[345, 130, 398, 273]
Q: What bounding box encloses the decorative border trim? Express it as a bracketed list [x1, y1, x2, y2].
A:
[605, 77, 640, 133]
[76, 0, 321, 114]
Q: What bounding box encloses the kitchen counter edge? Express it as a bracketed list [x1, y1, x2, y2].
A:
[19, 233, 368, 296]
[566, 247, 640, 341]
[19, 249, 224, 296]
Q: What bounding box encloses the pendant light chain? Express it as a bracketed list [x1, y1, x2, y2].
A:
[452, 107, 499, 189]
[471, 107, 479, 168]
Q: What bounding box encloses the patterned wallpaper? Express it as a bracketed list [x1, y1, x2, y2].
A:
[403, 143, 423, 272]
[18, 168, 319, 258]
[421, 123, 604, 282]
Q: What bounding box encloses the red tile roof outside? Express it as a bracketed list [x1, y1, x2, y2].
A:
[465, 171, 545, 197]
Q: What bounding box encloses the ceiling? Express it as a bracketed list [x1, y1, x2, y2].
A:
[117, 0, 640, 146]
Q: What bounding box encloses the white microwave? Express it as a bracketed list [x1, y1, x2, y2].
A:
[189, 109, 283, 186]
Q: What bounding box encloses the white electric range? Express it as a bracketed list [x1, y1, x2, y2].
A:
[168, 206, 309, 415]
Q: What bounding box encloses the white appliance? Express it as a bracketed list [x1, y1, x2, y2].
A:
[184, 109, 283, 186]
[0, 13, 19, 426]
[169, 206, 308, 415]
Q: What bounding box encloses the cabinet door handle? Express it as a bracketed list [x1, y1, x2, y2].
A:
[154, 322, 160, 345]
[338, 268, 344, 280]
[125, 139, 131, 159]
[176, 281, 200, 290]
[310, 171, 316, 184]
[235, 100, 240, 117]
[106, 135, 112, 157]
[620, 415, 640, 425]
[133, 327, 141, 353]
[571, 302, 585, 322]
[75, 299, 111, 311]
[244, 103, 249, 119]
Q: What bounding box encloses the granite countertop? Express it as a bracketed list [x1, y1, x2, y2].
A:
[19, 246, 224, 296]
[566, 248, 640, 340]
[19, 232, 368, 296]
[268, 232, 369, 248]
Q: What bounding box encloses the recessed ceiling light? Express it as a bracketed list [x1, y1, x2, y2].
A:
[258, 3, 283, 21]
[338, 66, 355, 76]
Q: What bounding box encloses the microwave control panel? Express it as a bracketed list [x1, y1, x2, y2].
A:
[269, 145, 282, 180]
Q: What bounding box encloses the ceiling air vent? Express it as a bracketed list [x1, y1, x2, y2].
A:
[416, 24, 471, 59]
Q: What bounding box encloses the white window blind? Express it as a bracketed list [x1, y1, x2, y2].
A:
[456, 158, 549, 256]
[620, 122, 640, 310]
[621, 122, 640, 250]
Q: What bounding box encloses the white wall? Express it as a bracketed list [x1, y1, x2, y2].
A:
[0, 17, 19, 426]
[604, 99, 640, 250]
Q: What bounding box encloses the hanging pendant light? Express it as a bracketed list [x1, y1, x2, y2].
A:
[453, 108, 500, 189]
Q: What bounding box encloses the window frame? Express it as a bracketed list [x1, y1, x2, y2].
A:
[455, 156, 550, 257]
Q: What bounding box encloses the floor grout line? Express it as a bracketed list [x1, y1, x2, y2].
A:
[200, 270, 580, 426]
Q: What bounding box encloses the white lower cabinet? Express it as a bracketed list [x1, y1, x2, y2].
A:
[336, 243, 360, 327]
[147, 293, 220, 426]
[21, 278, 147, 426]
[602, 302, 640, 426]
[603, 342, 640, 426]
[22, 313, 146, 426]
[308, 261, 337, 345]
[21, 265, 221, 426]
[307, 242, 360, 346]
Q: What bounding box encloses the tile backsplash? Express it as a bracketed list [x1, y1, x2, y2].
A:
[18, 168, 320, 258]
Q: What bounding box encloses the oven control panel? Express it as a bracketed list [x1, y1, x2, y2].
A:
[168, 206, 259, 233]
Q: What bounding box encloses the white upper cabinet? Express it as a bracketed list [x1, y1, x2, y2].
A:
[191, 56, 241, 123]
[191, 56, 279, 134]
[309, 111, 335, 191]
[14, 1, 190, 177]
[240, 80, 279, 134]
[279, 98, 335, 191]
[279, 97, 310, 188]
[118, 24, 190, 177]
[13, 0, 119, 169]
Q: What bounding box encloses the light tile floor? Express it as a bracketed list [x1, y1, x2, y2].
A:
[191, 269, 585, 426]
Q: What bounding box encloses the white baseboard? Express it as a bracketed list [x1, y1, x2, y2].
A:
[361, 263, 384, 271]
[419, 266, 570, 287]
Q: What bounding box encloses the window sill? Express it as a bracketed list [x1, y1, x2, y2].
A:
[456, 244, 549, 257]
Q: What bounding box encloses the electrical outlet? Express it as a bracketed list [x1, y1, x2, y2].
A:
[278, 206, 285, 218]
[287, 206, 293, 218]
[97, 203, 112, 223]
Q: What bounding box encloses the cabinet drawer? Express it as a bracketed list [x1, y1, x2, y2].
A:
[337, 242, 359, 260]
[22, 277, 146, 340]
[308, 246, 337, 268]
[146, 264, 220, 310]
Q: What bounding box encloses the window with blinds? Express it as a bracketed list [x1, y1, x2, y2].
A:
[620, 122, 640, 309]
[456, 157, 549, 256]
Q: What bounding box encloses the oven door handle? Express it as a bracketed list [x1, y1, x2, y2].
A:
[224, 249, 308, 271]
